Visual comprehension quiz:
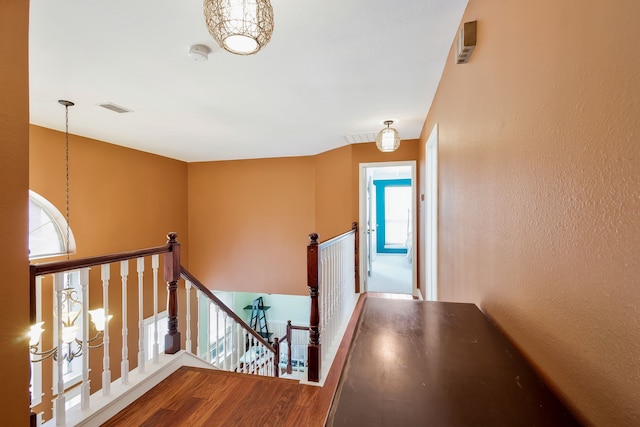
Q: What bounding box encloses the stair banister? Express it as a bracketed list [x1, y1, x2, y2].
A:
[179, 267, 278, 374]
[29, 233, 179, 426]
[306, 222, 359, 383]
[307, 232, 321, 382]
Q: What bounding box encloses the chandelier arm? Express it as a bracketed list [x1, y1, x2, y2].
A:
[30, 345, 58, 360]
[86, 342, 106, 350]
[76, 331, 103, 345]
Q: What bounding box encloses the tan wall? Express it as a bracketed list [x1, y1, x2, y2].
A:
[29, 125, 188, 420]
[351, 140, 420, 223]
[187, 142, 419, 298]
[0, 1, 31, 424]
[30, 125, 189, 257]
[314, 145, 353, 240]
[419, 0, 640, 425]
[188, 157, 316, 296]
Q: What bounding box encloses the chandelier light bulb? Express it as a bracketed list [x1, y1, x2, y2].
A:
[62, 325, 80, 344]
[29, 322, 45, 346]
[89, 308, 113, 332]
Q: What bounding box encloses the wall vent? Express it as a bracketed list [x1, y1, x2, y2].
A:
[99, 102, 132, 113]
[343, 132, 377, 144]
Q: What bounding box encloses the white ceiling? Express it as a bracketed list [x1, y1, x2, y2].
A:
[29, 0, 468, 162]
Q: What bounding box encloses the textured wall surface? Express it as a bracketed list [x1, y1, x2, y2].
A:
[0, 1, 31, 424]
[188, 157, 316, 295]
[29, 125, 189, 420]
[419, 0, 640, 425]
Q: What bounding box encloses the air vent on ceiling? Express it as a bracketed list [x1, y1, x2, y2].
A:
[343, 132, 377, 145]
[99, 102, 132, 114]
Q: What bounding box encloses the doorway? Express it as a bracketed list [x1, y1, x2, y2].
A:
[359, 161, 417, 297]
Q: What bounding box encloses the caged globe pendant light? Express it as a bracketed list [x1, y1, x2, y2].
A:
[375, 120, 401, 152]
[204, 0, 274, 55]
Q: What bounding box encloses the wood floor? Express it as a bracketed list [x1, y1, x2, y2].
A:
[101, 294, 366, 427]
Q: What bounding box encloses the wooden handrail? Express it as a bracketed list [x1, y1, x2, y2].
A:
[29, 235, 176, 326]
[30, 244, 173, 276]
[318, 227, 357, 250]
[278, 321, 310, 375]
[180, 266, 276, 354]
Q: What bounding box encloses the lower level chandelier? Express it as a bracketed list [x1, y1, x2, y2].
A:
[204, 0, 274, 55]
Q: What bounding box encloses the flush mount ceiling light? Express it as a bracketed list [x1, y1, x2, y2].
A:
[203, 0, 274, 55]
[375, 120, 401, 152]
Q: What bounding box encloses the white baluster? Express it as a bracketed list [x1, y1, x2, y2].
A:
[80, 268, 90, 410]
[31, 276, 43, 408]
[185, 281, 192, 354]
[205, 302, 212, 363]
[214, 305, 220, 367]
[231, 321, 239, 371]
[196, 290, 202, 359]
[222, 312, 228, 370]
[238, 326, 244, 372]
[53, 272, 66, 426]
[120, 260, 129, 385]
[137, 257, 145, 374]
[152, 255, 159, 364]
[101, 264, 111, 396]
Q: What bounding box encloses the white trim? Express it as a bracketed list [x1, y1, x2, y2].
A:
[28, 190, 76, 260]
[425, 123, 439, 301]
[358, 161, 418, 296]
[44, 351, 213, 427]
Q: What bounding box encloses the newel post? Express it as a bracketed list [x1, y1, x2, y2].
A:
[307, 232, 321, 382]
[273, 337, 280, 378]
[352, 221, 359, 293]
[286, 320, 293, 375]
[164, 232, 181, 354]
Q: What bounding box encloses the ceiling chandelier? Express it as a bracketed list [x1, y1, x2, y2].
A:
[203, 0, 274, 55]
[375, 120, 401, 152]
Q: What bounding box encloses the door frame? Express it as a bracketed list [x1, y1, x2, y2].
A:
[373, 179, 411, 254]
[358, 161, 417, 297]
[425, 123, 439, 301]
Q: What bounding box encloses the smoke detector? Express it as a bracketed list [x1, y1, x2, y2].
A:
[188, 44, 211, 62]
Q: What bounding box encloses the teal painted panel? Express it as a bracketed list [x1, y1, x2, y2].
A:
[373, 179, 411, 254]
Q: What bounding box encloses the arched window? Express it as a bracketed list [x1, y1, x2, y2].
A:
[28, 190, 76, 260]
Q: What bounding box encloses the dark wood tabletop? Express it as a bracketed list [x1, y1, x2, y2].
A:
[327, 298, 581, 426]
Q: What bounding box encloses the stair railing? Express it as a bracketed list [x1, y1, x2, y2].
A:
[180, 268, 278, 377]
[29, 234, 179, 426]
[277, 320, 310, 375]
[307, 222, 359, 383]
[29, 232, 279, 427]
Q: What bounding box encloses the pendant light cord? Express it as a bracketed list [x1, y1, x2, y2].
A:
[59, 99, 74, 262]
[65, 105, 70, 261]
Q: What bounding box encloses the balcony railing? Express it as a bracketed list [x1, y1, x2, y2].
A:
[306, 222, 359, 383]
[29, 223, 359, 425]
[29, 233, 275, 426]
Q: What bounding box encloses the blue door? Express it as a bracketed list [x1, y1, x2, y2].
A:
[373, 179, 411, 254]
